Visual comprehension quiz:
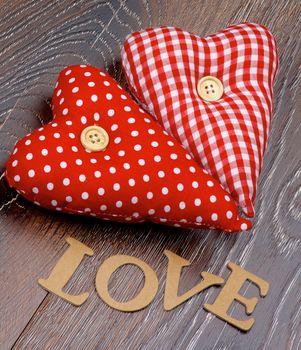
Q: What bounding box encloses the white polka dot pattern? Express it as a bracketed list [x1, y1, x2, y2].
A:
[4, 65, 251, 232]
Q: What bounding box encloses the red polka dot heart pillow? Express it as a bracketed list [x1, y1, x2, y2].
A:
[5, 65, 251, 232]
[121, 23, 279, 217]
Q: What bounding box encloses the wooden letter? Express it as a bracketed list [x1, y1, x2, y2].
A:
[38, 237, 94, 306]
[204, 262, 269, 331]
[95, 255, 158, 312]
[163, 250, 224, 310]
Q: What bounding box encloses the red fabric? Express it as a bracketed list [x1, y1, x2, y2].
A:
[121, 23, 278, 217]
[5, 65, 251, 232]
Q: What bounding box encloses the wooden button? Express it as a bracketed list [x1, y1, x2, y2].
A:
[80, 126, 109, 152]
[197, 76, 223, 102]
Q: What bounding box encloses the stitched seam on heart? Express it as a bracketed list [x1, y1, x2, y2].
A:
[5, 168, 245, 233]
[38, 203, 235, 232]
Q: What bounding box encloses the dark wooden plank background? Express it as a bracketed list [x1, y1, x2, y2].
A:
[0, 0, 300, 349]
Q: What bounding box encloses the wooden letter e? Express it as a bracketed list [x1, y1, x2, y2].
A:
[204, 262, 269, 331]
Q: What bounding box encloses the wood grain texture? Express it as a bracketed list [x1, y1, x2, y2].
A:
[0, 0, 300, 349]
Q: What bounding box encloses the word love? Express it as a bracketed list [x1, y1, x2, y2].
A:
[38, 237, 269, 331]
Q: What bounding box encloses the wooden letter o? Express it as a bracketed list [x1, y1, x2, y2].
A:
[95, 255, 158, 312]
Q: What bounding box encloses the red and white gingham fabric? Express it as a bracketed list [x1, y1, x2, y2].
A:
[121, 23, 278, 217]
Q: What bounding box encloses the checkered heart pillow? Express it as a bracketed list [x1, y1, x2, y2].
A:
[5, 65, 251, 232]
[121, 23, 278, 217]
